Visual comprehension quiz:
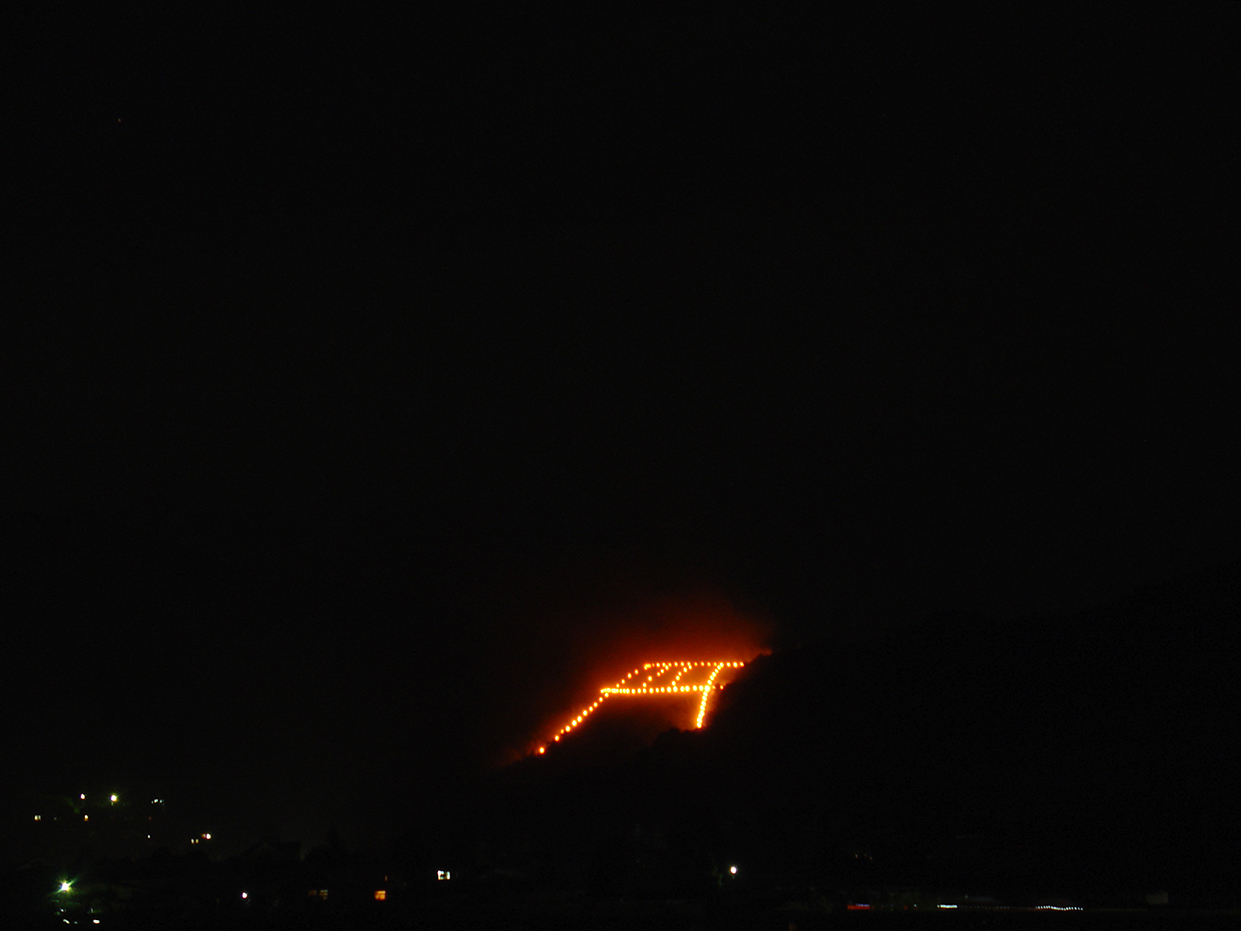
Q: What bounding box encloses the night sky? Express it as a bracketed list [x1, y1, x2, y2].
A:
[6, 7, 1239, 859]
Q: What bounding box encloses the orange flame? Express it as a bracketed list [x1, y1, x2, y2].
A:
[540, 660, 746, 751]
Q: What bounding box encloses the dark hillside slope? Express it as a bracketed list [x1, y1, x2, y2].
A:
[481, 563, 1241, 902]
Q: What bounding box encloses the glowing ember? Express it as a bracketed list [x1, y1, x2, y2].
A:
[544, 661, 746, 750]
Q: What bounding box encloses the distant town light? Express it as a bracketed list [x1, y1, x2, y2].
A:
[34, 815, 41, 821]
[374, 889, 387, 900]
[729, 865, 737, 875]
[110, 794, 118, 803]
[202, 833, 211, 840]
[79, 794, 86, 800]
[437, 870, 451, 880]
[241, 892, 248, 900]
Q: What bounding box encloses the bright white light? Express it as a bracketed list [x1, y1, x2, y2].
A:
[938, 904, 958, 909]
[437, 870, 451, 880]
[729, 865, 737, 875]
[59, 881, 72, 892]
[79, 794, 85, 800]
[241, 892, 248, 899]
[110, 794, 118, 803]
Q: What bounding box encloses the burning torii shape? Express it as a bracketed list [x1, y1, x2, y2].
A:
[538, 660, 746, 754]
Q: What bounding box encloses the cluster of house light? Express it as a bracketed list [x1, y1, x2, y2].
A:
[537, 661, 746, 754]
[36, 793, 166, 824]
[938, 904, 1083, 912]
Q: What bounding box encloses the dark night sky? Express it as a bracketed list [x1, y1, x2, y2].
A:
[5, 6, 1239, 852]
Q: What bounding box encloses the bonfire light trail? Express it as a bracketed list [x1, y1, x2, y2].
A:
[539, 661, 746, 754]
[695, 662, 727, 728]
